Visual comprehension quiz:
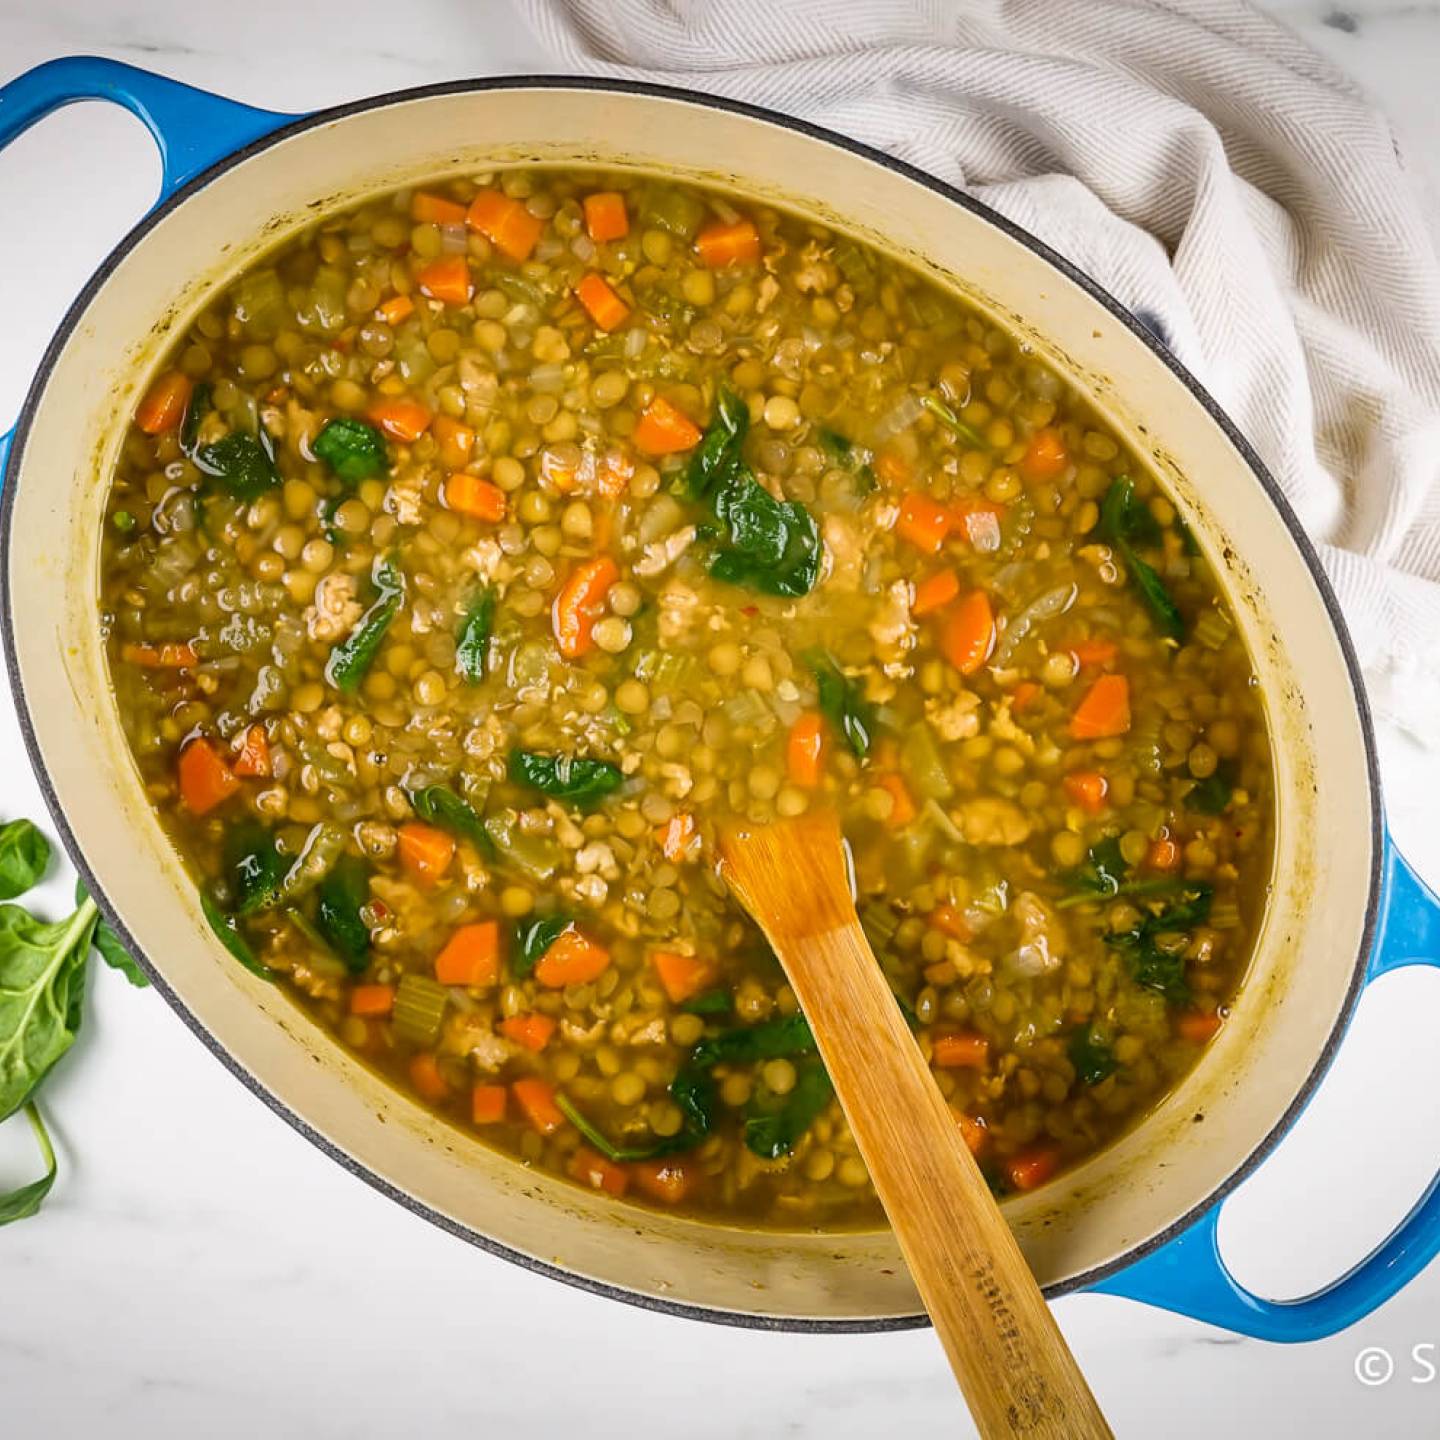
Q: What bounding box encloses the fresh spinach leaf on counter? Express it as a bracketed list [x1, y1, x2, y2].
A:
[0, 1103, 57, 1227]
[0, 818, 50, 900]
[74, 880, 147, 988]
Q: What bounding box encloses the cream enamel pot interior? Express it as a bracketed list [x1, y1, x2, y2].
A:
[3, 59, 1440, 1340]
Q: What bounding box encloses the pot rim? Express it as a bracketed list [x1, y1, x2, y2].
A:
[0, 73, 1384, 1333]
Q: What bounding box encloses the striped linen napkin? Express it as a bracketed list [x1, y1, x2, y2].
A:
[519, 0, 1440, 739]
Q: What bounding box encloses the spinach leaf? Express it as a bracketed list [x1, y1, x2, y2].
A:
[507, 750, 624, 807]
[513, 913, 573, 980]
[556, 1061, 717, 1163]
[1056, 835, 1183, 910]
[1187, 767, 1236, 815]
[690, 1012, 816, 1070]
[0, 1102, 57, 1227]
[1097, 478, 1184, 639]
[921, 393, 991, 451]
[1064, 836, 1128, 898]
[0, 898, 97, 1121]
[224, 823, 287, 916]
[744, 1060, 834, 1159]
[805, 650, 874, 759]
[679, 988, 731, 1017]
[1067, 1024, 1117, 1085]
[314, 856, 371, 974]
[708, 477, 822, 598]
[679, 390, 822, 598]
[817, 427, 877, 492]
[325, 553, 405, 692]
[180, 381, 213, 455]
[408, 784, 496, 857]
[200, 891, 277, 983]
[312, 418, 388, 483]
[1106, 885, 1214, 1005]
[682, 386, 748, 501]
[0, 819, 50, 900]
[74, 881, 147, 988]
[455, 588, 495, 683]
[194, 429, 281, 502]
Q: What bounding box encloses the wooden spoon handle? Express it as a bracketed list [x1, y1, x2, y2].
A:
[781, 919, 1111, 1440]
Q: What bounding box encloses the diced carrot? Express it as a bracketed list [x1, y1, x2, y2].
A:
[786, 711, 826, 788]
[954, 1110, 989, 1157]
[397, 821, 455, 887]
[1177, 1009, 1223, 1044]
[1021, 428, 1069, 480]
[432, 414, 476, 469]
[596, 447, 634, 500]
[1070, 637, 1118, 668]
[695, 218, 761, 268]
[434, 921, 501, 988]
[417, 254, 473, 306]
[873, 449, 911, 488]
[500, 1012, 557, 1052]
[121, 641, 198, 669]
[657, 812, 697, 863]
[929, 904, 972, 942]
[1005, 1145, 1061, 1192]
[575, 272, 630, 331]
[350, 984, 395, 1017]
[445, 473, 507, 523]
[933, 1030, 990, 1069]
[376, 294, 414, 326]
[940, 590, 995, 675]
[471, 1082, 508, 1125]
[135, 371, 192, 435]
[1063, 770, 1110, 815]
[512, 1077, 566, 1135]
[895, 491, 952, 554]
[466, 188, 545, 262]
[1070, 674, 1131, 740]
[410, 191, 469, 226]
[1010, 680, 1042, 714]
[233, 723, 271, 778]
[650, 949, 714, 1005]
[874, 773, 917, 828]
[535, 930, 612, 988]
[912, 569, 960, 617]
[367, 397, 433, 443]
[952, 498, 1005, 552]
[553, 555, 618, 659]
[1146, 836, 1182, 872]
[631, 1156, 699, 1205]
[177, 737, 239, 816]
[409, 1052, 451, 1103]
[583, 191, 630, 243]
[632, 395, 702, 455]
[569, 1146, 630, 1198]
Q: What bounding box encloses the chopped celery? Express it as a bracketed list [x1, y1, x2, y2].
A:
[900, 723, 954, 801]
[859, 900, 899, 951]
[639, 184, 707, 240]
[832, 238, 876, 295]
[231, 269, 287, 339]
[1193, 607, 1233, 651]
[393, 973, 449, 1047]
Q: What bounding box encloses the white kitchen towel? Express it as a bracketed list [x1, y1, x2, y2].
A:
[519, 0, 1440, 740]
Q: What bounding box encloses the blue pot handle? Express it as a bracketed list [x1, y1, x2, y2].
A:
[0, 55, 293, 201]
[1093, 834, 1440, 1340]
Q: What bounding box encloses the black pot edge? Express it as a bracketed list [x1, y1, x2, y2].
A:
[0, 72, 1384, 1334]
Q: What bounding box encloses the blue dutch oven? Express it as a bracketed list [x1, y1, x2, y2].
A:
[2, 56, 1438, 1338]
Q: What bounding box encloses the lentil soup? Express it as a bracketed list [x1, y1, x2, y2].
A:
[100, 168, 1272, 1226]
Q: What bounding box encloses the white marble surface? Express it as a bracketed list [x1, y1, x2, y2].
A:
[2, 3, 1440, 1435]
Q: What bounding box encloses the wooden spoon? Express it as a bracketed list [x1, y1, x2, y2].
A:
[718, 810, 1111, 1440]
